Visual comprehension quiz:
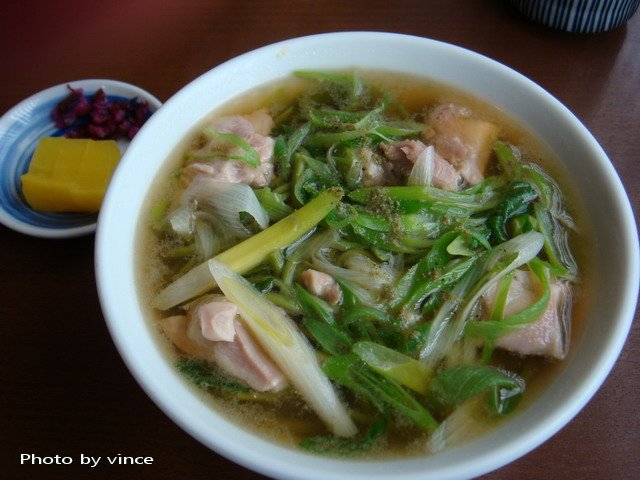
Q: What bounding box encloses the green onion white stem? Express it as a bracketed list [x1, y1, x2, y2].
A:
[153, 189, 342, 309]
[209, 259, 358, 438]
[420, 231, 544, 368]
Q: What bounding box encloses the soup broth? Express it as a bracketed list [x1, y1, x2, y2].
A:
[136, 70, 590, 458]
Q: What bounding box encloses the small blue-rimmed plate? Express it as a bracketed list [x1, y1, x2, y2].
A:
[0, 79, 162, 238]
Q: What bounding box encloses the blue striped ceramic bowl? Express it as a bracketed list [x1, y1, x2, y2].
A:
[0, 79, 162, 238]
[510, 0, 639, 32]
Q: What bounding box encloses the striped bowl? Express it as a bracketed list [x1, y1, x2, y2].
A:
[0, 79, 162, 238]
[510, 0, 640, 33]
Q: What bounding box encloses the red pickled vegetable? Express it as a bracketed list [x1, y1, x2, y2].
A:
[51, 85, 150, 140]
[51, 86, 90, 128]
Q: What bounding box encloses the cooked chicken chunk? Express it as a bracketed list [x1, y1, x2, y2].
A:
[213, 319, 288, 392]
[425, 104, 499, 185]
[482, 269, 571, 359]
[380, 140, 462, 190]
[184, 112, 275, 187]
[301, 269, 343, 305]
[159, 315, 215, 362]
[159, 300, 288, 392]
[192, 297, 237, 342]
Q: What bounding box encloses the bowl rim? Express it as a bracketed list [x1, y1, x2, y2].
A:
[0, 78, 162, 238]
[95, 31, 640, 480]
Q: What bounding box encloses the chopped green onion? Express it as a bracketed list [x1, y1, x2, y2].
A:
[426, 364, 524, 415]
[419, 231, 544, 367]
[464, 259, 551, 340]
[323, 354, 438, 432]
[493, 141, 523, 180]
[487, 181, 538, 243]
[255, 187, 294, 222]
[353, 341, 433, 395]
[154, 189, 343, 309]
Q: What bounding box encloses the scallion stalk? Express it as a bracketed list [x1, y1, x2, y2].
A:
[153, 189, 343, 309]
[209, 259, 358, 438]
[419, 231, 545, 368]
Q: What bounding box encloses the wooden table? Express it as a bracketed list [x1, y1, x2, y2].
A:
[1, 1, 638, 479]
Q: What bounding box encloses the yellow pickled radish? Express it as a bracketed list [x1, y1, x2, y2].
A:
[20, 137, 121, 212]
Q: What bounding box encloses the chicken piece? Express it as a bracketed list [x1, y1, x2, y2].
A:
[160, 307, 287, 392]
[380, 140, 462, 190]
[210, 114, 275, 167]
[212, 319, 288, 392]
[192, 297, 237, 342]
[301, 269, 342, 305]
[482, 269, 571, 359]
[244, 108, 275, 136]
[185, 112, 275, 187]
[182, 159, 274, 187]
[210, 115, 255, 137]
[159, 315, 214, 361]
[426, 104, 499, 185]
[379, 140, 418, 170]
[426, 150, 463, 191]
[356, 147, 392, 187]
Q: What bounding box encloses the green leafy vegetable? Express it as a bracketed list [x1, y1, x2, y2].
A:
[323, 354, 438, 432]
[487, 181, 538, 243]
[176, 357, 249, 393]
[426, 364, 525, 415]
[525, 164, 577, 278]
[300, 416, 388, 456]
[255, 187, 294, 222]
[392, 231, 458, 310]
[353, 341, 433, 394]
[493, 140, 523, 180]
[275, 122, 311, 179]
[533, 203, 576, 278]
[349, 178, 506, 216]
[294, 70, 366, 110]
[295, 284, 353, 355]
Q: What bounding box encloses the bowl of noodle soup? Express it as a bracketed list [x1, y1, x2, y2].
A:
[95, 32, 639, 480]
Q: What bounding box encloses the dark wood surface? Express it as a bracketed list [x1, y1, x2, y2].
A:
[1, 1, 638, 479]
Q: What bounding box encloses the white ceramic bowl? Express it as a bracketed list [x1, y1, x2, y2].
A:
[0, 79, 161, 238]
[95, 32, 639, 480]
